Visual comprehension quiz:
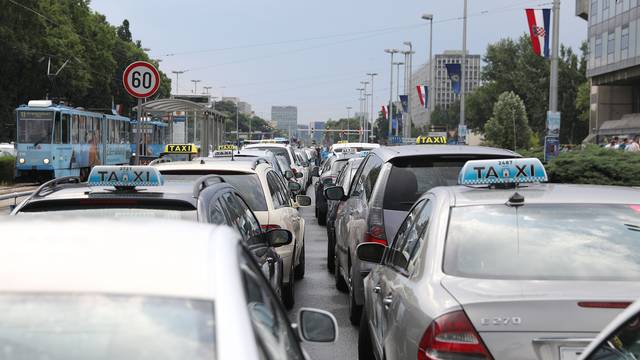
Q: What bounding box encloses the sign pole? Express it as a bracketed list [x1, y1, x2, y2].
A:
[137, 98, 143, 165]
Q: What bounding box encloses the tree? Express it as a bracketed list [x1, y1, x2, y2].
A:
[430, 103, 460, 130]
[484, 91, 532, 150]
[117, 20, 132, 42]
[215, 101, 275, 141]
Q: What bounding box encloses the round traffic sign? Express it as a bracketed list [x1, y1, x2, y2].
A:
[122, 61, 160, 98]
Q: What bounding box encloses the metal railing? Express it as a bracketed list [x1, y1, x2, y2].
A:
[0, 190, 34, 209]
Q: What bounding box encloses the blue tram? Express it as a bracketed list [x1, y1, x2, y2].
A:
[129, 120, 169, 161]
[15, 100, 132, 181]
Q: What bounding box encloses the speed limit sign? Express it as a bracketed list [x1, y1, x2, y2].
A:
[123, 61, 160, 98]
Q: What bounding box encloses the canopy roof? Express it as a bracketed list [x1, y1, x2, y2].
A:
[141, 98, 225, 117]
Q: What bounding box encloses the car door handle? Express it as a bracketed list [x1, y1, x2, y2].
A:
[373, 286, 381, 294]
[266, 257, 276, 264]
[382, 295, 393, 308]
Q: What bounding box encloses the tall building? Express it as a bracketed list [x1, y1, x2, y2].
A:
[410, 50, 482, 127]
[312, 121, 325, 143]
[577, 0, 640, 141]
[297, 124, 310, 143]
[237, 101, 252, 115]
[272, 106, 298, 137]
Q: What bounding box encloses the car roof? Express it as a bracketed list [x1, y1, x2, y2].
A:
[435, 183, 640, 207]
[0, 219, 240, 300]
[371, 145, 520, 163]
[155, 159, 261, 174]
[331, 142, 380, 149]
[244, 143, 289, 149]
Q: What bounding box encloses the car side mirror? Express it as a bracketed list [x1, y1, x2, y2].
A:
[296, 308, 338, 343]
[284, 170, 294, 180]
[356, 242, 386, 264]
[296, 195, 312, 207]
[311, 166, 320, 177]
[265, 228, 293, 247]
[324, 186, 345, 201]
[295, 172, 304, 179]
[288, 181, 302, 192]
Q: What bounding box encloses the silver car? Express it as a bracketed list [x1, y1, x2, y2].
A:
[325, 145, 519, 325]
[357, 158, 640, 360]
[0, 219, 338, 360]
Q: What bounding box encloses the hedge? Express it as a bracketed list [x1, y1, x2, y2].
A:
[546, 145, 640, 186]
[0, 156, 15, 185]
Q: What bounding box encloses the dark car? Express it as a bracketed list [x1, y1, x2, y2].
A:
[314, 155, 354, 225]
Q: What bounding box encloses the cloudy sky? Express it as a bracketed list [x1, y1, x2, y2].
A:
[92, 0, 586, 125]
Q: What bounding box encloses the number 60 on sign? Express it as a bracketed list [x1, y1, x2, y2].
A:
[122, 61, 160, 99]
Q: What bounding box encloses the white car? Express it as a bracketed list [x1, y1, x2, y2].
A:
[0, 219, 338, 360]
[244, 143, 305, 189]
[329, 142, 379, 155]
[154, 157, 310, 308]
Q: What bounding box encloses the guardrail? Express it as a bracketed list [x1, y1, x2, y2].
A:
[0, 190, 33, 209]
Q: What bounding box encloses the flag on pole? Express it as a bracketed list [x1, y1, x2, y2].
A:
[381, 105, 388, 119]
[445, 64, 462, 95]
[525, 8, 551, 58]
[399, 95, 409, 113]
[416, 85, 429, 109]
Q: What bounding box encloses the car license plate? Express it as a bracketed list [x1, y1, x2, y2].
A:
[560, 347, 583, 360]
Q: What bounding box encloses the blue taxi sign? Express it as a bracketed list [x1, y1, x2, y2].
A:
[359, 151, 370, 157]
[458, 158, 547, 185]
[88, 166, 164, 187]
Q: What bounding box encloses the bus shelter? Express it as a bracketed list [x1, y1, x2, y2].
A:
[140, 98, 226, 156]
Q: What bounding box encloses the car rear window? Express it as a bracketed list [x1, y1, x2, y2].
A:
[251, 147, 291, 166]
[161, 172, 268, 211]
[444, 204, 640, 281]
[383, 155, 513, 211]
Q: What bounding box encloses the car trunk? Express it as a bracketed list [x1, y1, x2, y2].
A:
[441, 276, 640, 360]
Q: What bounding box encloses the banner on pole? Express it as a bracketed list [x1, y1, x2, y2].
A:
[399, 95, 409, 113]
[525, 8, 551, 58]
[544, 136, 560, 162]
[381, 105, 388, 119]
[416, 85, 429, 109]
[445, 64, 462, 95]
[546, 111, 561, 137]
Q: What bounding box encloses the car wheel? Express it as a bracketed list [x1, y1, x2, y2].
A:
[335, 255, 348, 292]
[282, 266, 295, 310]
[318, 208, 327, 226]
[359, 311, 376, 360]
[294, 244, 305, 280]
[327, 230, 335, 273]
[349, 267, 362, 325]
[315, 206, 319, 218]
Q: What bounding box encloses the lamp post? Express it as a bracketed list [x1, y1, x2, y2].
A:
[384, 49, 399, 140]
[171, 70, 185, 96]
[356, 88, 365, 142]
[402, 42, 414, 138]
[346, 106, 352, 142]
[393, 62, 405, 136]
[191, 79, 201, 94]
[203, 86, 212, 94]
[460, 0, 468, 136]
[366, 73, 378, 143]
[361, 81, 369, 142]
[422, 14, 434, 122]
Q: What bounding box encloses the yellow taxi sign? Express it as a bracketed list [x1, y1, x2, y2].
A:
[416, 136, 447, 145]
[218, 145, 237, 151]
[164, 144, 198, 154]
[337, 140, 349, 144]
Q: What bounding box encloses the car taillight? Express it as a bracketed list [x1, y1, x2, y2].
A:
[578, 301, 632, 309]
[261, 224, 281, 231]
[365, 225, 387, 246]
[291, 168, 298, 175]
[418, 310, 493, 360]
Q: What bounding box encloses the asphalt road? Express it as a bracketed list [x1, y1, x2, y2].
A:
[290, 183, 359, 360]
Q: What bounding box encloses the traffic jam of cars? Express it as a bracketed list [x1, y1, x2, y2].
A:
[2, 138, 640, 360]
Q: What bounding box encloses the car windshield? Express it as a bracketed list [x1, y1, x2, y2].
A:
[161, 172, 268, 211]
[0, 294, 215, 360]
[444, 204, 640, 281]
[383, 155, 513, 211]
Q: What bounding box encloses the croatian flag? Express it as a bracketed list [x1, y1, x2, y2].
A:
[525, 8, 551, 58]
[381, 105, 389, 119]
[416, 85, 429, 109]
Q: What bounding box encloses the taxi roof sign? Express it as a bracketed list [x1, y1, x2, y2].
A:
[164, 144, 197, 154]
[458, 158, 547, 185]
[416, 135, 447, 144]
[218, 145, 237, 151]
[212, 150, 233, 157]
[88, 166, 164, 187]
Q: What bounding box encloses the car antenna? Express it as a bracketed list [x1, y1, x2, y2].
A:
[506, 192, 525, 207]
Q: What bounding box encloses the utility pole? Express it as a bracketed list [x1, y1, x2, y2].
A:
[385, 49, 399, 140]
[361, 81, 369, 142]
[403, 43, 414, 138]
[366, 73, 378, 143]
[171, 70, 185, 96]
[346, 106, 352, 141]
[393, 62, 405, 137]
[191, 79, 201, 94]
[356, 88, 365, 142]
[549, 0, 560, 112]
[460, 0, 468, 134]
[203, 86, 212, 94]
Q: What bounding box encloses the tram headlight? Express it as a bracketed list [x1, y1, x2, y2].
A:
[18, 158, 25, 164]
[43, 158, 49, 165]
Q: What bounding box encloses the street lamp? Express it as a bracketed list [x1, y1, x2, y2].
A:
[422, 14, 434, 121]
[384, 49, 399, 140]
[171, 70, 186, 96]
[203, 86, 212, 94]
[356, 88, 365, 142]
[360, 81, 369, 142]
[366, 73, 378, 143]
[402, 42, 414, 138]
[191, 80, 201, 94]
[393, 62, 404, 136]
[346, 106, 352, 142]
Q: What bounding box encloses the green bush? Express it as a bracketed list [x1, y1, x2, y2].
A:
[546, 145, 640, 186]
[0, 156, 15, 185]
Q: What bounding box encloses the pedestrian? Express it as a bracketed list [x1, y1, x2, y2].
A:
[619, 138, 629, 150]
[626, 136, 640, 152]
[605, 137, 619, 149]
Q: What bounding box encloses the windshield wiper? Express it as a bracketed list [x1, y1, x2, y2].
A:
[33, 133, 51, 147]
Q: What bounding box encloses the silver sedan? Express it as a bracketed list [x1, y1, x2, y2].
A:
[358, 182, 640, 360]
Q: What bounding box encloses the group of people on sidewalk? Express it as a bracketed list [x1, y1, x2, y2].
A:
[604, 136, 640, 152]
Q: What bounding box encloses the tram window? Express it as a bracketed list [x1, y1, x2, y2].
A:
[86, 117, 93, 143]
[95, 117, 101, 143]
[61, 114, 69, 144]
[78, 116, 86, 143]
[125, 123, 130, 143]
[54, 113, 62, 144]
[71, 115, 79, 144]
[120, 122, 127, 144]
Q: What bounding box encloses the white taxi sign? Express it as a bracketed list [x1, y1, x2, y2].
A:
[458, 158, 547, 185]
[88, 166, 164, 187]
[212, 150, 233, 157]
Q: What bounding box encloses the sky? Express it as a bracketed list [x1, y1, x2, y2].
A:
[91, 0, 587, 126]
